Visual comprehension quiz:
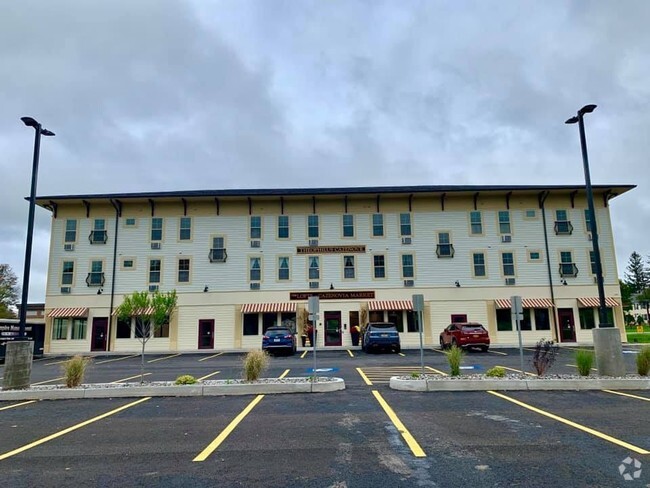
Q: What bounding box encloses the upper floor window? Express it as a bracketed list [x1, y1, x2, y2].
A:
[401, 254, 414, 278]
[250, 216, 262, 239]
[473, 252, 486, 277]
[209, 236, 227, 262]
[179, 217, 191, 241]
[149, 259, 161, 283]
[278, 216, 290, 239]
[125, 218, 137, 227]
[86, 260, 105, 286]
[342, 214, 354, 238]
[584, 209, 592, 232]
[65, 220, 77, 243]
[436, 232, 454, 258]
[589, 251, 597, 275]
[372, 214, 384, 237]
[501, 252, 515, 277]
[559, 251, 578, 277]
[178, 258, 190, 283]
[249, 257, 261, 281]
[373, 255, 386, 279]
[399, 213, 412, 236]
[308, 256, 320, 280]
[61, 261, 74, 285]
[90, 219, 107, 244]
[151, 218, 163, 242]
[308, 215, 319, 239]
[343, 255, 355, 279]
[524, 209, 537, 219]
[554, 210, 573, 235]
[470, 211, 482, 235]
[278, 257, 290, 280]
[498, 211, 511, 235]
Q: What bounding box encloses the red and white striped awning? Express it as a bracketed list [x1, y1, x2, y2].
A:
[241, 303, 297, 314]
[48, 307, 88, 318]
[111, 307, 155, 316]
[577, 297, 620, 308]
[368, 300, 413, 311]
[494, 298, 554, 309]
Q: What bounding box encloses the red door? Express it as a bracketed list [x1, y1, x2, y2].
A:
[557, 308, 576, 342]
[91, 318, 108, 351]
[198, 320, 214, 349]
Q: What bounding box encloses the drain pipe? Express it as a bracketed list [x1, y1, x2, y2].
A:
[108, 199, 122, 351]
[539, 191, 559, 342]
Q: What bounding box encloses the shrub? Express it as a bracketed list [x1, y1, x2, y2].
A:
[532, 339, 558, 376]
[175, 374, 198, 385]
[410, 371, 420, 379]
[637, 347, 650, 376]
[575, 350, 594, 376]
[61, 355, 91, 388]
[243, 350, 269, 381]
[447, 345, 464, 377]
[485, 366, 506, 378]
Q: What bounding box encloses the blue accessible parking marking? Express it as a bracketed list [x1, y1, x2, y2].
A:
[306, 367, 339, 373]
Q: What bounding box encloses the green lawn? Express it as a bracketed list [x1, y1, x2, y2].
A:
[626, 332, 650, 344]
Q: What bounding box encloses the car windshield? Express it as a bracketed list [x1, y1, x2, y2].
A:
[369, 323, 397, 331]
[266, 329, 291, 336]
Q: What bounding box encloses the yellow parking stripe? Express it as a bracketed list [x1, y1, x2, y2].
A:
[300, 350, 308, 359]
[278, 369, 290, 379]
[95, 354, 139, 365]
[603, 390, 650, 402]
[488, 350, 508, 356]
[31, 377, 64, 386]
[193, 395, 265, 462]
[425, 366, 448, 376]
[372, 390, 426, 457]
[198, 352, 223, 362]
[111, 373, 152, 383]
[488, 391, 650, 455]
[0, 397, 151, 461]
[147, 353, 181, 363]
[497, 366, 536, 377]
[197, 371, 220, 382]
[347, 350, 354, 358]
[356, 367, 373, 386]
[0, 401, 37, 412]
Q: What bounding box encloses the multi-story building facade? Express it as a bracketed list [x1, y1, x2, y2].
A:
[36, 184, 633, 354]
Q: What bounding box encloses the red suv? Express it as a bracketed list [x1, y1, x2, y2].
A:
[439, 322, 490, 352]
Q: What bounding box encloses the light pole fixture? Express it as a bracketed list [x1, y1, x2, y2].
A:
[17, 116, 55, 339]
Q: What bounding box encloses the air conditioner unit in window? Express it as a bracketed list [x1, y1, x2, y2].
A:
[403, 279, 414, 287]
[308, 239, 319, 247]
[309, 281, 319, 289]
[505, 278, 516, 286]
[250, 282, 260, 290]
[501, 235, 512, 243]
[401, 237, 412, 245]
[250, 240, 261, 248]
[60, 286, 71, 294]
[148, 284, 159, 292]
[151, 242, 161, 250]
[64, 243, 75, 251]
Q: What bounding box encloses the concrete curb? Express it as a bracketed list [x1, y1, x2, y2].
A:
[0, 377, 345, 401]
[390, 377, 650, 392]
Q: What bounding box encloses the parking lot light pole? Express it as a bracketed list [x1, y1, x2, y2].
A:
[565, 105, 624, 377]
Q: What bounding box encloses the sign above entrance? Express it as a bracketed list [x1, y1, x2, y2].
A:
[296, 245, 366, 254]
[290, 291, 375, 300]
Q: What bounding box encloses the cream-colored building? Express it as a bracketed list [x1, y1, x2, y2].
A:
[36, 184, 633, 354]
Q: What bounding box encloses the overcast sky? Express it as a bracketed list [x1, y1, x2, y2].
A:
[1, 0, 648, 303]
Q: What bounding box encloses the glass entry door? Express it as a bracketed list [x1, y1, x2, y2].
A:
[324, 311, 342, 346]
[558, 308, 576, 342]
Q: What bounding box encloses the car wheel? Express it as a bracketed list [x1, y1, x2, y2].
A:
[439, 337, 446, 350]
[395, 345, 401, 354]
[451, 339, 458, 349]
[480, 346, 489, 353]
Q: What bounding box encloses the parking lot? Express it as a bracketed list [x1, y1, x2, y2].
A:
[1, 346, 648, 487]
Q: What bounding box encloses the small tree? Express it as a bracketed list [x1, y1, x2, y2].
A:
[115, 290, 177, 383]
[625, 252, 648, 294]
[0, 264, 20, 319]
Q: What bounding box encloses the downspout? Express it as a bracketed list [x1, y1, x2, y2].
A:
[539, 191, 560, 342]
[108, 199, 122, 351]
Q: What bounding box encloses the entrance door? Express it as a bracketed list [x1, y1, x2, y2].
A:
[558, 308, 576, 342]
[324, 311, 342, 346]
[91, 318, 108, 351]
[198, 320, 215, 349]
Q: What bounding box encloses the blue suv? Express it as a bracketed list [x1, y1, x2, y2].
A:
[362, 322, 401, 354]
[262, 326, 297, 355]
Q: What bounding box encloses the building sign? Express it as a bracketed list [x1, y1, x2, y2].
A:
[0, 324, 33, 337]
[290, 291, 375, 300]
[296, 245, 366, 255]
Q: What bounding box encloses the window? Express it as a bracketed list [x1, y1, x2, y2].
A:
[280, 313, 296, 332]
[401, 254, 414, 278]
[151, 217, 163, 242]
[472, 253, 486, 277]
[135, 317, 150, 339]
[90, 219, 107, 244]
[87, 260, 104, 286]
[535, 309, 550, 330]
[579, 308, 596, 330]
[343, 256, 355, 279]
[559, 251, 577, 277]
[498, 211, 511, 234]
[342, 214, 354, 238]
[178, 258, 190, 283]
[496, 309, 512, 331]
[71, 319, 87, 340]
[125, 218, 136, 227]
[250, 216, 262, 239]
[519, 309, 532, 331]
[501, 252, 515, 276]
[210, 236, 226, 262]
[122, 259, 134, 269]
[436, 232, 454, 258]
[278, 257, 290, 280]
[149, 259, 161, 284]
[179, 217, 191, 241]
[243, 314, 259, 335]
[470, 211, 482, 235]
[387, 310, 404, 332]
[308, 215, 319, 238]
[278, 215, 289, 239]
[584, 209, 592, 232]
[249, 257, 261, 281]
[154, 317, 170, 338]
[65, 219, 77, 243]
[116, 318, 132, 339]
[372, 214, 384, 237]
[528, 251, 541, 261]
[406, 312, 418, 332]
[554, 209, 573, 234]
[61, 261, 74, 285]
[262, 313, 276, 333]
[373, 255, 386, 279]
[399, 213, 412, 236]
[369, 310, 383, 322]
[451, 314, 468, 323]
[53, 319, 67, 340]
[525, 209, 537, 219]
[308, 256, 320, 280]
[589, 251, 597, 275]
